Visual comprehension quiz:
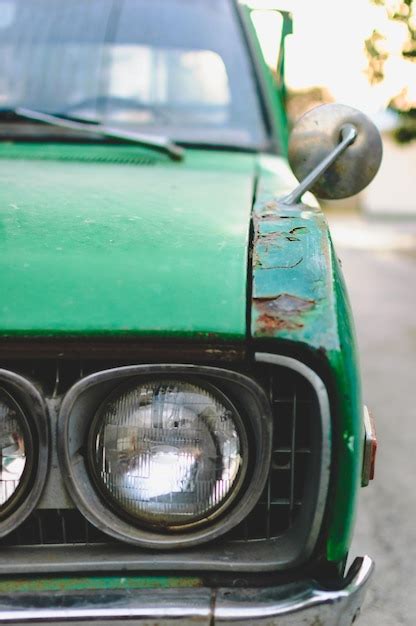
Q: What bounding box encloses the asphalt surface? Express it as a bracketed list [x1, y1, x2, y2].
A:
[329, 216, 416, 626]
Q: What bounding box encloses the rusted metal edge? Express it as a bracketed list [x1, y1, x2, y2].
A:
[0, 339, 245, 363]
[250, 193, 340, 352]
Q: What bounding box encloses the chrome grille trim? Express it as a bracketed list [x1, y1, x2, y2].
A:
[255, 353, 331, 555]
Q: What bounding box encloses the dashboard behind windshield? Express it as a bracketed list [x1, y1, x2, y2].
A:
[0, 0, 268, 148]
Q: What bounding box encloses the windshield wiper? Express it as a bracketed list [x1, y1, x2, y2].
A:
[15, 107, 184, 161]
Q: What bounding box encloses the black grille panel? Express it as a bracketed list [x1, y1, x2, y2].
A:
[0, 509, 107, 547]
[0, 360, 319, 548]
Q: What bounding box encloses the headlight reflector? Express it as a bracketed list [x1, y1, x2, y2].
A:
[89, 379, 247, 529]
[0, 389, 30, 512]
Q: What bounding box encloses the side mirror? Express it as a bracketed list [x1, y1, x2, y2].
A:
[284, 104, 383, 204]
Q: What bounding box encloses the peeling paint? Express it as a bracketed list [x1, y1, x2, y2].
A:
[255, 293, 315, 313]
[253, 293, 315, 334]
[256, 313, 301, 333]
[250, 189, 340, 351]
[0, 576, 202, 594]
[343, 432, 355, 453]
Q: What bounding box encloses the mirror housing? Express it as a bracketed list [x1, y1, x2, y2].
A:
[285, 104, 383, 203]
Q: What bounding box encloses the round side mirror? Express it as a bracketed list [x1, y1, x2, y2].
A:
[288, 103, 383, 200]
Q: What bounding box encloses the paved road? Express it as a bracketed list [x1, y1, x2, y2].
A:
[330, 217, 416, 626]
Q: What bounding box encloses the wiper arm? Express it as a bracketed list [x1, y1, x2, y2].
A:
[15, 107, 184, 161]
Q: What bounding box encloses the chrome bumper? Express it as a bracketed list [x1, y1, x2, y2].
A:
[0, 556, 373, 625]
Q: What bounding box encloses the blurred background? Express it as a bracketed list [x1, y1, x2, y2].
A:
[250, 1, 416, 624]
[252, 0, 416, 215]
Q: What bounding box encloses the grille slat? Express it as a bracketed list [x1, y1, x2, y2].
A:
[289, 393, 297, 520]
[61, 509, 67, 544]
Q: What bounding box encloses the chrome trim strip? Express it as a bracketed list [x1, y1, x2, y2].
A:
[0, 556, 373, 625]
[0, 588, 213, 624]
[255, 353, 332, 561]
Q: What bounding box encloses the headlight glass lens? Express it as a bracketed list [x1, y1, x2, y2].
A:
[0, 389, 28, 510]
[89, 379, 247, 528]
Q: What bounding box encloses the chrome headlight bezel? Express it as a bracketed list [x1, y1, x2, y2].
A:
[0, 369, 49, 537]
[58, 364, 273, 550]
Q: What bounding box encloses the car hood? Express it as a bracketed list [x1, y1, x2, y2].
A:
[0, 143, 269, 340]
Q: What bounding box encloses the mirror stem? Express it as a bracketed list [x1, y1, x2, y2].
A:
[282, 124, 358, 206]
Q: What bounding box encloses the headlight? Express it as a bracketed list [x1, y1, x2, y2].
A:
[0, 388, 31, 514]
[88, 379, 248, 529]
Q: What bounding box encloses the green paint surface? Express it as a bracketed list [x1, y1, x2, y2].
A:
[251, 182, 339, 351]
[325, 253, 363, 562]
[252, 159, 363, 564]
[0, 143, 255, 340]
[0, 575, 201, 594]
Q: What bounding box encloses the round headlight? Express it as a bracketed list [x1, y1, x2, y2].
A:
[88, 379, 248, 530]
[0, 388, 31, 515]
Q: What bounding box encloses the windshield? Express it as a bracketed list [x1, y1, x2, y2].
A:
[0, 0, 268, 149]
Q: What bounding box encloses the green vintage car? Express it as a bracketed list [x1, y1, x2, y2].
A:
[0, 1, 380, 624]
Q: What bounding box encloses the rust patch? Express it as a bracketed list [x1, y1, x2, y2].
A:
[256, 313, 303, 331]
[253, 293, 316, 334]
[255, 293, 316, 313]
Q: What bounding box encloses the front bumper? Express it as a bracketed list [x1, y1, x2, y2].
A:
[0, 556, 373, 625]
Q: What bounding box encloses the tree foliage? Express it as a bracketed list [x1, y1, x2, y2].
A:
[366, 0, 415, 81]
[366, 1, 416, 140]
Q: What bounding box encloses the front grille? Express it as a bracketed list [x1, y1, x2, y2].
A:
[0, 359, 320, 549]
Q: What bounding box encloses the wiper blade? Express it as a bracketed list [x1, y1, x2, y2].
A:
[15, 107, 184, 161]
